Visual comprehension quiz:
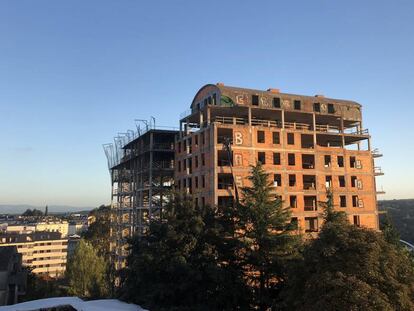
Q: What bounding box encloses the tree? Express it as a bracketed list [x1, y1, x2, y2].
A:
[121, 194, 250, 311]
[237, 163, 301, 310]
[281, 196, 414, 311]
[23, 269, 66, 301]
[66, 239, 108, 298]
[21, 208, 43, 217]
[82, 205, 111, 259]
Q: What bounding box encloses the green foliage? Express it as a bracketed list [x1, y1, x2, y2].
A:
[281, 199, 414, 311]
[23, 269, 66, 301]
[21, 208, 43, 217]
[379, 199, 414, 244]
[121, 194, 250, 311]
[237, 163, 301, 310]
[66, 239, 109, 298]
[82, 205, 111, 259]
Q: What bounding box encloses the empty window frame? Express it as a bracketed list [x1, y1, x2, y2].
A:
[273, 152, 281, 165]
[340, 195, 347, 208]
[287, 133, 295, 145]
[273, 97, 281, 108]
[288, 153, 295, 166]
[178, 141, 181, 153]
[351, 176, 357, 188]
[289, 174, 296, 187]
[201, 132, 205, 145]
[328, 103, 335, 114]
[339, 176, 346, 187]
[195, 156, 199, 168]
[257, 130, 265, 143]
[350, 156, 356, 168]
[352, 195, 358, 207]
[202, 153, 205, 166]
[195, 176, 199, 188]
[313, 102, 321, 112]
[202, 175, 205, 188]
[294, 100, 301, 110]
[273, 132, 280, 144]
[324, 155, 331, 167]
[258, 152, 266, 164]
[304, 196, 317, 211]
[290, 195, 297, 208]
[273, 174, 282, 187]
[337, 156, 344, 167]
[302, 154, 315, 169]
[305, 217, 318, 232]
[303, 175, 316, 190]
[353, 215, 361, 227]
[325, 175, 332, 188]
[252, 95, 259, 106]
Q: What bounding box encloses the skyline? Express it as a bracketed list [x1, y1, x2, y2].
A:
[1, 0, 414, 207]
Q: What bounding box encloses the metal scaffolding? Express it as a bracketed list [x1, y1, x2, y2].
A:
[104, 119, 177, 269]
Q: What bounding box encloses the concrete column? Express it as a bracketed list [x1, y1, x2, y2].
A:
[312, 113, 317, 147]
[282, 110, 285, 128]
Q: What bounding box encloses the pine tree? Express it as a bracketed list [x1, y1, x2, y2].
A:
[237, 163, 301, 310]
[122, 194, 250, 310]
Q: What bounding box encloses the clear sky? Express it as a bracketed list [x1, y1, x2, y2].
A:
[0, 0, 413, 208]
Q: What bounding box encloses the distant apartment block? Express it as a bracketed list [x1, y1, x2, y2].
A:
[0, 231, 68, 278]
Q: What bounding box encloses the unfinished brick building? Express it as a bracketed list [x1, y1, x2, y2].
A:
[176, 83, 383, 232]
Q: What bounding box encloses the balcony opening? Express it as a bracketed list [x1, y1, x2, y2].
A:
[289, 174, 296, 187]
[273, 132, 280, 144]
[325, 175, 332, 188]
[301, 134, 314, 149]
[273, 97, 281, 108]
[328, 103, 335, 114]
[273, 152, 281, 165]
[218, 196, 234, 208]
[252, 95, 259, 106]
[337, 155, 344, 167]
[304, 196, 317, 211]
[287, 133, 295, 145]
[305, 217, 318, 232]
[290, 195, 297, 208]
[303, 175, 316, 190]
[218, 173, 234, 190]
[273, 174, 282, 187]
[324, 155, 331, 167]
[258, 152, 266, 164]
[217, 128, 233, 144]
[339, 176, 345, 187]
[302, 154, 315, 169]
[288, 153, 295, 166]
[313, 102, 320, 112]
[218, 150, 232, 166]
[257, 130, 265, 143]
[294, 100, 301, 110]
[340, 195, 347, 208]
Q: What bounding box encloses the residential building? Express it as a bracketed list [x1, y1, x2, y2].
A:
[0, 231, 68, 278]
[0, 246, 26, 306]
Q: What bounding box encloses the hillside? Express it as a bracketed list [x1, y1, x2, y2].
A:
[379, 199, 414, 244]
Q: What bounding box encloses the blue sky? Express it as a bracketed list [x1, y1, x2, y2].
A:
[0, 0, 413, 207]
